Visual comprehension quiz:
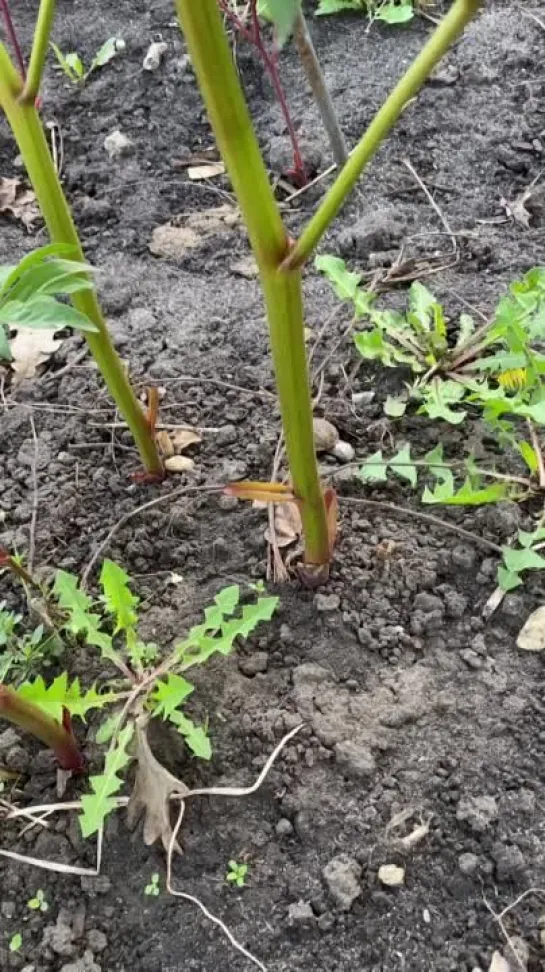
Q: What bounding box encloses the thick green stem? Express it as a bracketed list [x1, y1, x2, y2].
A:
[0, 46, 163, 475]
[174, 0, 330, 566]
[0, 684, 83, 770]
[284, 0, 483, 269]
[22, 0, 55, 101]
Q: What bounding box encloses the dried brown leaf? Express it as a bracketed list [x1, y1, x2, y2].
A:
[127, 720, 189, 852]
[264, 501, 302, 548]
[9, 328, 61, 381]
[156, 429, 174, 458]
[170, 428, 201, 453]
[0, 177, 40, 231]
[187, 162, 225, 180]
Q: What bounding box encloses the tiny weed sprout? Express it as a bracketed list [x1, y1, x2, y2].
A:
[27, 889, 48, 912]
[144, 873, 161, 896]
[9, 933, 22, 953]
[0, 243, 97, 362]
[226, 859, 249, 887]
[50, 37, 125, 85]
[0, 561, 278, 843]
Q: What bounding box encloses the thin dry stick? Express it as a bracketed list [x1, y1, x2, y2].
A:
[81, 484, 222, 588]
[403, 157, 457, 255]
[0, 826, 104, 877]
[483, 895, 527, 972]
[521, 9, 545, 31]
[166, 725, 302, 972]
[27, 413, 39, 574]
[339, 496, 502, 554]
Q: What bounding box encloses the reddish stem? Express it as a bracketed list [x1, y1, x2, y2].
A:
[0, 0, 27, 81]
[0, 685, 84, 771]
[217, 0, 306, 185]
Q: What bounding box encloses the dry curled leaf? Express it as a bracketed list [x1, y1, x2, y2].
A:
[264, 501, 302, 548]
[9, 327, 61, 381]
[0, 177, 40, 231]
[488, 951, 512, 972]
[156, 429, 174, 458]
[501, 185, 544, 229]
[127, 719, 189, 852]
[187, 162, 225, 180]
[170, 428, 201, 453]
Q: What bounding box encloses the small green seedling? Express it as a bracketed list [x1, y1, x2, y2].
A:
[50, 38, 125, 85]
[27, 889, 48, 912]
[9, 932, 22, 953]
[144, 873, 161, 896]
[0, 243, 97, 363]
[226, 860, 249, 887]
[316, 0, 414, 26]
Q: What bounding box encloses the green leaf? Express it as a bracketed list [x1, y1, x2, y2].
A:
[422, 479, 508, 506]
[65, 52, 85, 78]
[384, 395, 406, 418]
[0, 243, 79, 294]
[0, 296, 96, 333]
[358, 450, 388, 483]
[151, 674, 194, 718]
[518, 440, 539, 474]
[375, 0, 413, 23]
[53, 570, 115, 659]
[91, 37, 120, 69]
[99, 560, 139, 633]
[214, 584, 240, 616]
[80, 723, 134, 838]
[455, 312, 475, 348]
[16, 674, 116, 722]
[257, 0, 300, 44]
[168, 710, 212, 760]
[419, 380, 466, 424]
[316, 0, 362, 13]
[497, 566, 522, 591]
[0, 324, 12, 361]
[502, 545, 545, 574]
[9, 933, 22, 953]
[389, 443, 417, 487]
[3, 257, 92, 304]
[315, 254, 362, 304]
[95, 713, 123, 745]
[517, 527, 545, 548]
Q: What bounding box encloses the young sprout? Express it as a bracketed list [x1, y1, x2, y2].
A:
[9, 932, 22, 952]
[226, 860, 249, 888]
[144, 873, 161, 896]
[27, 888, 48, 912]
[50, 38, 125, 85]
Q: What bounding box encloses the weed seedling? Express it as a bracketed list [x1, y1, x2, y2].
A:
[226, 859, 249, 887]
[144, 873, 161, 896]
[50, 37, 125, 85]
[27, 889, 48, 912]
[0, 561, 278, 845]
[316, 0, 414, 26]
[9, 932, 22, 953]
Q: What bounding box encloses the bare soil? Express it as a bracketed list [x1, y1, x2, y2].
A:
[1, 2, 545, 971]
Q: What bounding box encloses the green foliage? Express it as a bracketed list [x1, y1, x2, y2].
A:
[144, 873, 160, 896]
[316, 0, 414, 26]
[318, 257, 545, 433]
[359, 442, 515, 506]
[2, 562, 279, 838]
[0, 602, 59, 682]
[50, 38, 124, 85]
[0, 244, 97, 362]
[498, 527, 545, 591]
[27, 889, 48, 912]
[9, 933, 22, 953]
[80, 723, 134, 838]
[226, 859, 249, 887]
[257, 0, 300, 44]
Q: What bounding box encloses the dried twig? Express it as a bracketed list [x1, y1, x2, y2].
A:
[403, 158, 457, 256]
[27, 413, 39, 574]
[339, 496, 502, 554]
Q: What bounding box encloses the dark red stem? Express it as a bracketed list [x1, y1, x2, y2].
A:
[0, 0, 27, 81]
[217, 0, 307, 186]
[0, 685, 84, 771]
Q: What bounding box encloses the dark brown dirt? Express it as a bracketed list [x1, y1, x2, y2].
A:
[1, 2, 545, 971]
